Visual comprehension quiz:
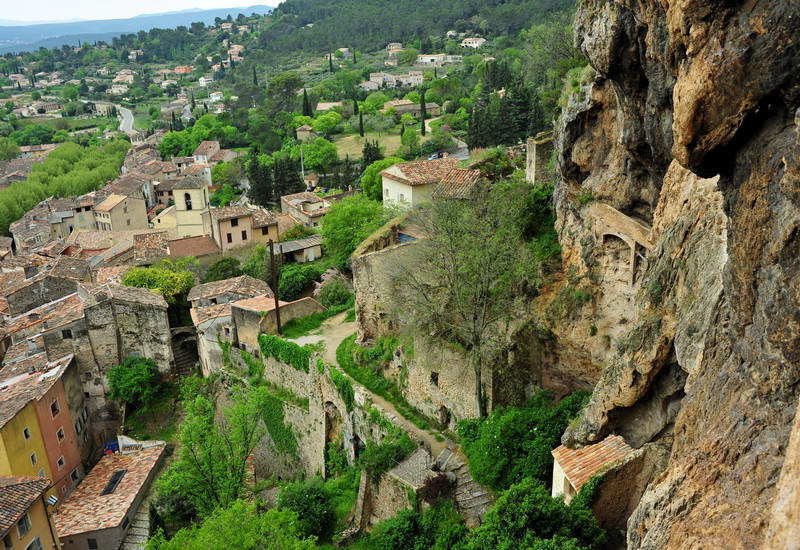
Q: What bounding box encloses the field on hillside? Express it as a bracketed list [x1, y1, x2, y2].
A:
[333, 131, 404, 159]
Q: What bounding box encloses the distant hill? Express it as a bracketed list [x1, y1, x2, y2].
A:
[0, 6, 274, 54]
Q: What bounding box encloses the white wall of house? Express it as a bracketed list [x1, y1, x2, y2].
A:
[551, 459, 576, 503]
[381, 174, 432, 207]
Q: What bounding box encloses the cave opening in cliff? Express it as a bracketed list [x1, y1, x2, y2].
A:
[608, 344, 686, 448]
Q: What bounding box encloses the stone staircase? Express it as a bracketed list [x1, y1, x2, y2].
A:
[172, 344, 198, 378]
[434, 447, 493, 528]
[119, 503, 149, 550]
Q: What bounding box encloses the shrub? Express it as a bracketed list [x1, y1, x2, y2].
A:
[278, 263, 325, 301]
[282, 223, 315, 240]
[458, 390, 590, 492]
[108, 356, 162, 411]
[370, 501, 466, 550]
[359, 429, 416, 483]
[417, 473, 455, 505]
[318, 280, 352, 308]
[277, 477, 332, 538]
[330, 366, 354, 412]
[258, 334, 311, 372]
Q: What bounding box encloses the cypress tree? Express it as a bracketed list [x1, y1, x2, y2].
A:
[328, 53, 333, 72]
[359, 111, 364, 137]
[420, 89, 427, 136]
[353, 97, 359, 115]
[352, 47, 357, 64]
[253, 66, 257, 86]
[302, 88, 312, 117]
[191, 93, 196, 110]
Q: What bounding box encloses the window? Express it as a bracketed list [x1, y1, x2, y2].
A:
[25, 536, 42, 550]
[82, 408, 88, 421]
[50, 399, 60, 417]
[16, 513, 31, 537]
[241, 230, 247, 241]
[184, 193, 192, 210]
[101, 470, 127, 495]
[62, 329, 73, 339]
[126, 219, 130, 226]
[261, 227, 269, 235]
[230, 217, 238, 227]
[384, 188, 389, 198]
[84, 371, 92, 380]
[398, 193, 405, 202]
[88, 539, 98, 550]
[123, 205, 128, 213]
[226, 233, 232, 243]
[71, 468, 79, 482]
[57, 427, 65, 441]
[30, 452, 37, 466]
[57, 456, 65, 469]
[4, 534, 12, 549]
[224, 327, 231, 336]
[23, 426, 31, 440]
[75, 419, 82, 434]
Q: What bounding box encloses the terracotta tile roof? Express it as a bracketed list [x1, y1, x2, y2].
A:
[133, 231, 170, 264]
[193, 140, 220, 156]
[551, 434, 634, 492]
[252, 208, 277, 228]
[167, 235, 219, 258]
[94, 194, 127, 212]
[188, 275, 272, 302]
[380, 157, 459, 186]
[432, 168, 484, 199]
[190, 303, 232, 326]
[171, 156, 194, 165]
[183, 164, 210, 176]
[232, 295, 289, 313]
[0, 355, 74, 428]
[4, 292, 84, 335]
[155, 179, 182, 192]
[80, 283, 168, 309]
[0, 476, 50, 537]
[171, 176, 206, 190]
[281, 191, 323, 206]
[0, 269, 26, 292]
[101, 172, 148, 198]
[275, 213, 300, 237]
[48, 256, 91, 280]
[54, 445, 165, 537]
[211, 205, 254, 221]
[92, 265, 132, 284]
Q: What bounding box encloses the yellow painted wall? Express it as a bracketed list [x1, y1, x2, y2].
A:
[0, 402, 53, 481]
[4, 497, 59, 550]
[176, 187, 211, 237]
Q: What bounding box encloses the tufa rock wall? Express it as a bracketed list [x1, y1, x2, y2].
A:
[557, 0, 800, 548]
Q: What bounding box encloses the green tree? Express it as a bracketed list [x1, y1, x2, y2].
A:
[361, 139, 384, 171]
[145, 501, 315, 550]
[361, 156, 403, 201]
[204, 257, 243, 282]
[265, 72, 304, 114]
[156, 385, 274, 515]
[395, 183, 531, 417]
[399, 48, 419, 65]
[302, 88, 313, 117]
[292, 137, 338, 172]
[420, 89, 427, 136]
[311, 111, 342, 136]
[0, 137, 19, 161]
[277, 477, 332, 538]
[108, 356, 163, 411]
[358, 111, 364, 137]
[321, 194, 394, 269]
[121, 267, 194, 304]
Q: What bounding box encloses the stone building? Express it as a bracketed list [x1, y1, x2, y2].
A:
[209, 205, 279, 251]
[173, 177, 212, 238]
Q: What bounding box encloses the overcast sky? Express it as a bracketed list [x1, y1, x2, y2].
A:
[4, 1, 260, 24]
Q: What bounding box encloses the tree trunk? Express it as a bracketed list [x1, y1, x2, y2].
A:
[472, 351, 486, 417]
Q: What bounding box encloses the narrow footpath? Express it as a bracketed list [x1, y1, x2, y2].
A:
[287, 314, 446, 456]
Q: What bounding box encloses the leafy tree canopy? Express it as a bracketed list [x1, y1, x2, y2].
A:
[361, 157, 404, 201]
[108, 356, 163, 411]
[320, 194, 396, 269]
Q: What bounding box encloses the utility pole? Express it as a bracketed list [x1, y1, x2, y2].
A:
[269, 239, 282, 334]
[300, 143, 305, 181]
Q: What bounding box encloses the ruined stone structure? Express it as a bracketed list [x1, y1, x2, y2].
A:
[525, 132, 554, 186]
[553, 1, 800, 547]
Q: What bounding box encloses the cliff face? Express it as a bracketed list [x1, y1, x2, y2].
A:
[556, 1, 800, 548]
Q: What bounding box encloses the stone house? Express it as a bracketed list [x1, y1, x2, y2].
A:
[551, 435, 634, 503]
[0, 476, 59, 550]
[461, 37, 486, 48]
[273, 235, 323, 263]
[47, 195, 98, 239]
[183, 163, 213, 186]
[280, 191, 330, 228]
[192, 303, 235, 377]
[193, 141, 220, 164]
[93, 194, 148, 232]
[382, 98, 441, 119]
[380, 157, 459, 206]
[173, 177, 211, 238]
[54, 444, 165, 550]
[187, 275, 272, 309]
[209, 205, 279, 251]
[296, 125, 317, 142]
